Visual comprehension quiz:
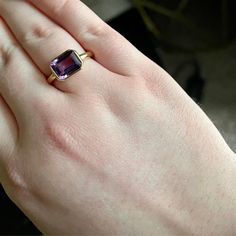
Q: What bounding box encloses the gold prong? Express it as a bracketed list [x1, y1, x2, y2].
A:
[79, 51, 94, 60]
[47, 73, 57, 84]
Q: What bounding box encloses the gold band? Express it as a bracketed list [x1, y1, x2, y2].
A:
[47, 51, 93, 84]
[79, 51, 93, 60]
[47, 73, 57, 84]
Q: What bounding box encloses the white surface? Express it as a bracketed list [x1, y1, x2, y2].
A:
[83, 0, 132, 21]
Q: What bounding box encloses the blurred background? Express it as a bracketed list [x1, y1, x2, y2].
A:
[1, 0, 236, 234]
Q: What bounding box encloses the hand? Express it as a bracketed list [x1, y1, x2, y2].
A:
[0, 0, 235, 235]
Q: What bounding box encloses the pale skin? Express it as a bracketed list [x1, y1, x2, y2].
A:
[0, 0, 235, 235]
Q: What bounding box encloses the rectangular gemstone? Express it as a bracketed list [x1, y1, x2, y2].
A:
[50, 50, 82, 81]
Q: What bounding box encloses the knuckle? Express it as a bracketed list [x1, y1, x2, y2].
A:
[2, 166, 32, 208]
[0, 44, 28, 93]
[81, 23, 110, 42]
[32, 97, 79, 155]
[22, 23, 54, 44]
[51, 0, 71, 15]
[1, 157, 27, 194]
[0, 43, 17, 68]
[43, 119, 78, 156]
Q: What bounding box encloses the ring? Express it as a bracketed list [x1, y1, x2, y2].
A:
[47, 49, 93, 84]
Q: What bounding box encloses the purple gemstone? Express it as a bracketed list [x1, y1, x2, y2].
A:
[50, 50, 82, 81]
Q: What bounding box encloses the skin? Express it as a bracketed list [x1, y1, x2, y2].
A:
[0, 0, 235, 235]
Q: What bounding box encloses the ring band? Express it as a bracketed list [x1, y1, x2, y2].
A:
[47, 50, 93, 84]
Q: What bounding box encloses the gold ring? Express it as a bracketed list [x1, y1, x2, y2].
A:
[47, 50, 93, 84]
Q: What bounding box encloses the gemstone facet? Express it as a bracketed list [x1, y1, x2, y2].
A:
[50, 50, 82, 81]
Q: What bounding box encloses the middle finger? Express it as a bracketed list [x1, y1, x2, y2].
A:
[0, 0, 111, 93]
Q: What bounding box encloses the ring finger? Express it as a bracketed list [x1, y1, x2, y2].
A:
[0, 0, 113, 94]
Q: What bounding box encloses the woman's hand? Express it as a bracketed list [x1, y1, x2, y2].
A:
[0, 0, 235, 235]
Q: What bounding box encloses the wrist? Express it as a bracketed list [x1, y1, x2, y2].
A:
[172, 151, 236, 235]
[135, 150, 236, 236]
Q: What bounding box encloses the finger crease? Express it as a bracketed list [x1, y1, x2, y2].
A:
[23, 24, 53, 44]
[0, 44, 16, 67]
